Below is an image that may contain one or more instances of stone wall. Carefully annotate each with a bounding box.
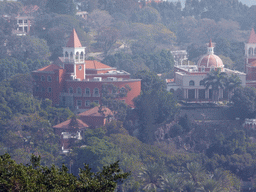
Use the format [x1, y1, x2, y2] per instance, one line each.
[179, 106, 229, 120]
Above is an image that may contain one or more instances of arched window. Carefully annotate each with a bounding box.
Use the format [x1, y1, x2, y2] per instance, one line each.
[249, 47, 253, 55]
[41, 76, 45, 82]
[65, 51, 68, 58]
[47, 76, 52, 82]
[93, 88, 99, 96]
[76, 52, 79, 62]
[85, 88, 90, 95]
[189, 80, 195, 86]
[200, 80, 204, 86]
[69, 87, 73, 94]
[201, 66, 205, 72]
[80, 52, 83, 61]
[77, 87, 82, 94]
[70, 52, 73, 59]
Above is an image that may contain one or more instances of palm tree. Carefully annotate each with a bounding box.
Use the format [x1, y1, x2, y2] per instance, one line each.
[202, 69, 227, 102]
[182, 162, 206, 187]
[159, 173, 184, 192]
[224, 74, 241, 101]
[138, 162, 165, 192]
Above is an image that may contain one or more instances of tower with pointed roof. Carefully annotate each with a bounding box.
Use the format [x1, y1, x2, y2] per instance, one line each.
[63, 29, 86, 80]
[245, 28, 256, 74]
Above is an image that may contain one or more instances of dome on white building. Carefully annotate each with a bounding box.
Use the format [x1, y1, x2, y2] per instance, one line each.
[197, 39, 224, 69]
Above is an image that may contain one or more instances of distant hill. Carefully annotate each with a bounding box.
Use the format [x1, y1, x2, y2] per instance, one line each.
[239, 0, 256, 6]
[167, 0, 256, 7]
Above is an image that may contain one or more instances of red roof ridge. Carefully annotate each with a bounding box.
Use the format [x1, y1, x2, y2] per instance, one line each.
[53, 119, 89, 129]
[85, 60, 112, 70]
[66, 29, 82, 48]
[37, 64, 61, 72]
[248, 28, 256, 44]
[79, 106, 113, 117]
[93, 60, 96, 69]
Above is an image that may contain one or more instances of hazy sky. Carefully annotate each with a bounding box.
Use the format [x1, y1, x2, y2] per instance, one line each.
[168, 0, 256, 7]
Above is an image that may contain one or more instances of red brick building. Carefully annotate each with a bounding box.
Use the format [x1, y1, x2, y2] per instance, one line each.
[32, 29, 141, 112]
[245, 28, 256, 88]
[53, 106, 113, 150]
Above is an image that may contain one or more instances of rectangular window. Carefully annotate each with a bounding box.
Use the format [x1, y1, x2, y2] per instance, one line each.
[24, 20, 27, 23]
[77, 100, 82, 106]
[24, 26, 28, 32]
[18, 27, 23, 31]
[47, 76, 52, 82]
[18, 20, 23, 24]
[94, 100, 99, 105]
[199, 89, 205, 99]
[48, 87, 52, 93]
[34, 75, 39, 81]
[85, 100, 90, 106]
[36, 86, 39, 92]
[41, 87, 45, 92]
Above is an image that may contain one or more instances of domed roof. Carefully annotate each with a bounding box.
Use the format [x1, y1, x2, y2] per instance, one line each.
[197, 39, 224, 68]
[197, 54, 224, 68]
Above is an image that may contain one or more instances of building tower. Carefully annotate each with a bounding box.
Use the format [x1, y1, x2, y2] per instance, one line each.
[245, 28, 256, 80]
[63, 29, 86, 80]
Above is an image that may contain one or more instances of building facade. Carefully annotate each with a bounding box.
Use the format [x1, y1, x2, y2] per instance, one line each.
[32, 29, 141, 112]
[245, 28, 256, 88]
[167, 40, 246, 102]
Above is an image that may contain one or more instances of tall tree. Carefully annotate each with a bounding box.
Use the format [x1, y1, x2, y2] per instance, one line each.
[202, 68, 227, 102]
[134, 71, 178, 143]
[46, 0, 76, 15]
[224, 74, 242, 101]
[230, 87, 256, 120]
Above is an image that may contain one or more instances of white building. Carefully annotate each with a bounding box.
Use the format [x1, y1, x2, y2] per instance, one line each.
[167, 40, 246, 102]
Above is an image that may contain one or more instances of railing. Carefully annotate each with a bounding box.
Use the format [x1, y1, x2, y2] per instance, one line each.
[83, 93, 91, 97]
[73, 93, 82, 97]
[92, 93, 100, 97]
[60, 93, 73, 96]
[64, 59, 75, 63]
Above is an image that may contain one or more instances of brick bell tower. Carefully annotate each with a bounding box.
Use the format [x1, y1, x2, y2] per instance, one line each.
[63, 29, 86, 80]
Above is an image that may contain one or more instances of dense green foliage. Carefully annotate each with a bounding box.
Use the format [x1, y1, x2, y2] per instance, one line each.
[0, 75, 73, 166]
[1, 0, 256, 191]
[0, 153, 129, 192]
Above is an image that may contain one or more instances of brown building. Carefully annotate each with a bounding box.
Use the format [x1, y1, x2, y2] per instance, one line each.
[32, 29, 141, 112]
[53, 106, 113, 150]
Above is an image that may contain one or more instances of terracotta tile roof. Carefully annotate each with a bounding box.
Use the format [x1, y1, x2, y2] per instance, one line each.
[66, 29, 82, 48]
[166, 79, 174, 83]
[85, 60, 112, 69]
[249, 60, 256, 67]
[22, 5, 39, 15]
[53, 119, 89, 129]
[79, 106, 113, 117]
[36, 64, 61, 72]
[248, 28, 256, 44]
